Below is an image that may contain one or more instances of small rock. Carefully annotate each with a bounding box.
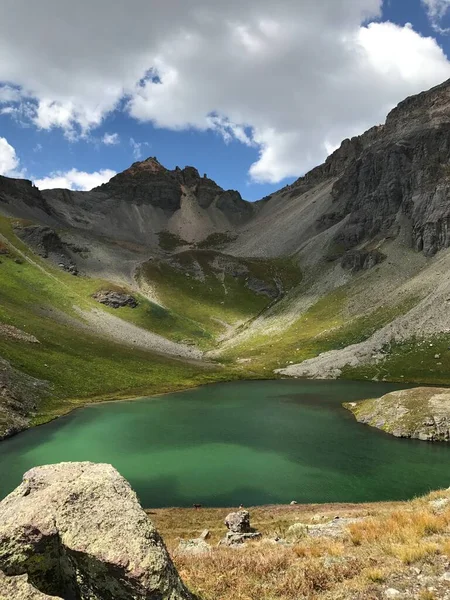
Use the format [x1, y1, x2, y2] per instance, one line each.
[176, 538, 211, 556]
[384, 589, 401, 599]
[225, 510, 251, 534]
[221, 510, 261, 546]
[440, 571, 450, 582]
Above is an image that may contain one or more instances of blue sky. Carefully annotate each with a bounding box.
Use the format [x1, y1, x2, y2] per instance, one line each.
[1, 0, 450, 200]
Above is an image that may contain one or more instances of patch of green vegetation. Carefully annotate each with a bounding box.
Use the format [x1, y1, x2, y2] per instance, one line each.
[195, 232, 237, 249]
[137, 250, 302, 338]
[0, 217, 214, 349]
[341, 335, 450, 385]
[73, 278, 214, 349]
[158, 230, 189, 251]
[221, 287, 419, 375]
[0, 219, 238, 424]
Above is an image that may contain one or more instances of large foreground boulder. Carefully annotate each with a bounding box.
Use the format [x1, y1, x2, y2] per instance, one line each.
[0, 462, 196, 600]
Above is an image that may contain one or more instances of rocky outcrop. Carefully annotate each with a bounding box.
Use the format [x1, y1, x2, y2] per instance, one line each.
[0, 177, 56, 224]
[0, 462, 197, 599]
[94, 157, 255, 226]
[14, 225, 78, 274]
[0, 357, 49, 440]
[340, 249, 385, 272]
[344, 387, 450, 441]
[92, 290, 138, 309]
[220, 510, 261, 546]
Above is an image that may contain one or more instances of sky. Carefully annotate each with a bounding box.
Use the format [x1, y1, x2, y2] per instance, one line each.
[1, 0, 450, 200]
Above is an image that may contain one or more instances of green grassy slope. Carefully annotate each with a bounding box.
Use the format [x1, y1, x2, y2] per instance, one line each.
[0, 218, 235, 425]
[341, 335, 450, 384]
[219, 285, 421, 377]
[137, 250, 301, 340]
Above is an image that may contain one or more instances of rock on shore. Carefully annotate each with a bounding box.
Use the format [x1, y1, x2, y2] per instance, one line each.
[0, 462, 196, 599]
[344, 387, 450, 441]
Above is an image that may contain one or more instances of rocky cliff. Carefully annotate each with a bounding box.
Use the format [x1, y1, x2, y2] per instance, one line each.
[0, 462, 196, 600]
[231, 78, 450, 261]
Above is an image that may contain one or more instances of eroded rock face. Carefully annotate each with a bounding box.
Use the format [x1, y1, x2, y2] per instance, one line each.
[14, 225, 79, 275]
[0, 462, 197, 600]
[340, 249, 385, 272]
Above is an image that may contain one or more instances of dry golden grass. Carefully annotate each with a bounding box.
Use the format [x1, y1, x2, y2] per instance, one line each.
[176, 543, 364, 600]
[148, 493, 450, 599]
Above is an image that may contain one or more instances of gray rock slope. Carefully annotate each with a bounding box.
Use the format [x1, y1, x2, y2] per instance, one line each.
[230, 78, 450, 262]
[0, 159, 258, 248]
[0, 462, 196, 600]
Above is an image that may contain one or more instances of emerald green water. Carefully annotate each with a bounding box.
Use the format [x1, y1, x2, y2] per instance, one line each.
[1, 380, 449, 507]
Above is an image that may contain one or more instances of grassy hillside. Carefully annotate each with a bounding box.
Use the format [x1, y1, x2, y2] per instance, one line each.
[137, 250, 301, 340]
[0, 218, 234, 427]
[219, 285, 420, 376]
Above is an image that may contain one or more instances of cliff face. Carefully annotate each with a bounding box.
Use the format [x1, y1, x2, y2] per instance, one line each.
[232, 78, 450, 261]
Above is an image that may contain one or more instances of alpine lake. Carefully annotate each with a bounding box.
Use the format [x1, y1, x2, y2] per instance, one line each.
[1, 380, 449, 507]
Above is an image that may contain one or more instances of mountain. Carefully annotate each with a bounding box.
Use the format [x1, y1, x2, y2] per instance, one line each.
[2, 79, 450, 436]
[0, 158, 257, 247]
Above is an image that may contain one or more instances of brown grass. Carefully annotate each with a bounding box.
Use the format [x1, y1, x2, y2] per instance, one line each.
[148, 493, 450, 599]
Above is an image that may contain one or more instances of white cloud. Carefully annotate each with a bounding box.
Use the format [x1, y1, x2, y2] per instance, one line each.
[422, 0, 450, 33]
[34, 168, 116, 191]
[130, 138, 150, 160]
[0, 137, 20, 176]
[102, 132, 120, 145]
[1, 1, 450, 182]
[0, 85, 20, 104]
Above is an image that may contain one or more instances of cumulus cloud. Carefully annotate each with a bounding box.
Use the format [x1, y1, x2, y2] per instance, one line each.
[34, 169, 116, 191]
[0, 138, 20, 176]
[102, 132, 120, 145]
[422, 0, 450, 32]
[1, 1, 450, 182]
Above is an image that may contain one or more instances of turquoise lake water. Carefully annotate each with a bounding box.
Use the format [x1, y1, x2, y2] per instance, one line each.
[0, 379, 449, 507]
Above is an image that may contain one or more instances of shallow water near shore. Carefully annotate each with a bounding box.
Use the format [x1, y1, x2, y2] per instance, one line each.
[0, 379, 449, 507]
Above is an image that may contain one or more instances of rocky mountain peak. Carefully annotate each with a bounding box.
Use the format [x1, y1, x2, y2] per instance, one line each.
[124, 156, 167, 176]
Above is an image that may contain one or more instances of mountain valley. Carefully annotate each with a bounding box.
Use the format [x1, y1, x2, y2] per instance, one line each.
[2, 79, 450, 437]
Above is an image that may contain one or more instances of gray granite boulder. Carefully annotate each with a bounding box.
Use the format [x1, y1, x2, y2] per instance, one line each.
[0, 462, 196, 600]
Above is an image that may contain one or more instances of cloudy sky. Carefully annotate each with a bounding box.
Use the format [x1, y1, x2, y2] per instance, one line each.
[1, 0, 450, 200]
